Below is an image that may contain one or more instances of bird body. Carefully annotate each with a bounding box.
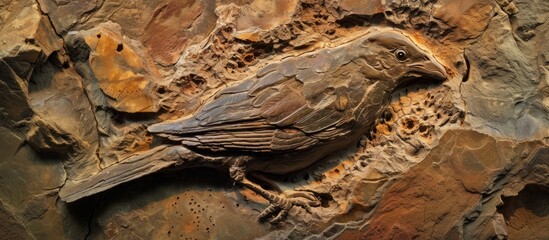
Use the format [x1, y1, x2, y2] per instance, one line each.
[149, 29, 446, 175]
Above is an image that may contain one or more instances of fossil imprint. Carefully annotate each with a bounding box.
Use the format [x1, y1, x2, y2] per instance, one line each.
[60, 29, 447, 222]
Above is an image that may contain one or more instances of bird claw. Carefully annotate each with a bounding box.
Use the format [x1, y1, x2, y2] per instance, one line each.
[257, 191, 320, 223]
[229, 165, 245, 182]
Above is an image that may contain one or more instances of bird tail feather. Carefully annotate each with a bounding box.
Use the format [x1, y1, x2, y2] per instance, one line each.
[59, 145, 190, 202]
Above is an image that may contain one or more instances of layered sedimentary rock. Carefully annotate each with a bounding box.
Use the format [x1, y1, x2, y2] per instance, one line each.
[0, 0, 547, 239]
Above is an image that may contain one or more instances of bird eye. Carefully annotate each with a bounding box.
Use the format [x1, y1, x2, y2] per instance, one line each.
[395, 49, 408, 61]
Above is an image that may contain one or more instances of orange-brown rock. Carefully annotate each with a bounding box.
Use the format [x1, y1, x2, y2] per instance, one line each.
[337, 130, 540, 239]
[235, 0, 298, 31]
[141, 0, 207, 66]
[80, 25, 160, 113]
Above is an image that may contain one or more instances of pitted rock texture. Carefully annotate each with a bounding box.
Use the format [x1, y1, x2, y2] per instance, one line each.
[0, 0, 548, 239]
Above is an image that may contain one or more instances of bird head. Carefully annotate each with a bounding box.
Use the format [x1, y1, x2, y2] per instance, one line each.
[358, 30, 447, 85]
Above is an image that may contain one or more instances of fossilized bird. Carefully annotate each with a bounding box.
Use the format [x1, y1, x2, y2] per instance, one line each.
[60, 29, 447, 222]
[148, 29, 448, 221]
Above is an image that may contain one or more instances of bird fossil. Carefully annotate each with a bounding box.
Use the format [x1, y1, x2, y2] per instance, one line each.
[59, 29, 447, 223]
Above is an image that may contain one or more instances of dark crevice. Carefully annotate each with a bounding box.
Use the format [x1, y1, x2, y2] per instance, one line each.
[498, 184, 549, 219]
[67, 38, 91, 63]
[33, 0, 64, 37]
[335, 14, 370, 28]
[462, 55, 471, 83]
[65, 35, 106, 170]
[84, 196, 102, 240]
[78, 84, 105, 170]
[315, 192, 334, 208]
[335, 13, 388, 28]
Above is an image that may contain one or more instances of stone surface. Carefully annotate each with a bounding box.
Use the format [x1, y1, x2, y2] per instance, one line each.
[0, 0, 548, 239]
[140, 0, 209, 66]
[69, 23, 161, 114]
[336, 130, 539, 239]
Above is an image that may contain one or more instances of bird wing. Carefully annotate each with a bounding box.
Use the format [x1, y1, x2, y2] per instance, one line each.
[150, 48, 366, 152]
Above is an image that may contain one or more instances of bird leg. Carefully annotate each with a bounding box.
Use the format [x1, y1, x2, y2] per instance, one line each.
[229, 160, 320, 223]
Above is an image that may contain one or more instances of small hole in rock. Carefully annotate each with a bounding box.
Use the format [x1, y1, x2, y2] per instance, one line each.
[317, 193, 334, 208]
[156, 87, 166, 94]
[97, 34, 101, 38]
[405, 119, 415, 129]
[116, 43, 124, 52]
[384, 111, 392, 122]
[25, 38, 35, 44]
[243, 54, 254, 63]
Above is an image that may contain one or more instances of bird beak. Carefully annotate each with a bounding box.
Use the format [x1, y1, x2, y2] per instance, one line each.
[407, 57, 447, 82]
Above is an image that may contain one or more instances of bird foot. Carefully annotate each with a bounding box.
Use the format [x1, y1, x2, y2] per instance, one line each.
[229, 160, 321, 223]
[258, 191, 320, 223]
[229, 165, 245, 182]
